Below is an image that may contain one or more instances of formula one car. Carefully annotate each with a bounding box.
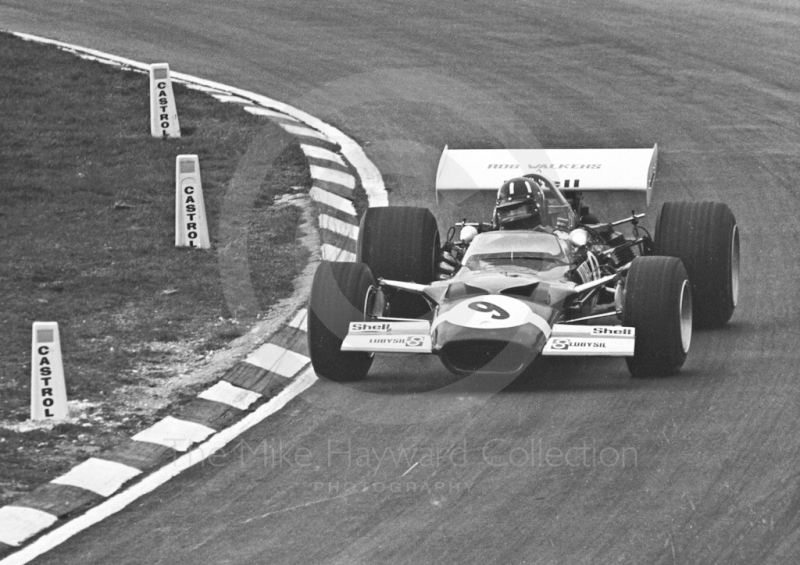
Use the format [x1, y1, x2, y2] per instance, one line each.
[308, 146, 739, 380]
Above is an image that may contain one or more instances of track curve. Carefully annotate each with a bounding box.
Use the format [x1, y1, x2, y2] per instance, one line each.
[2, 0, 800, 563]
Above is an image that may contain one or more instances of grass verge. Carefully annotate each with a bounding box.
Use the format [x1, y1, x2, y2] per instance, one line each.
[0, 32, 311, 504]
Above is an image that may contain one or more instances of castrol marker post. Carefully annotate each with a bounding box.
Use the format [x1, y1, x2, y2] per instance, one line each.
[175, 155, 210, 248]
[31, 322, 68, 420]
[150, 63, 181, 138]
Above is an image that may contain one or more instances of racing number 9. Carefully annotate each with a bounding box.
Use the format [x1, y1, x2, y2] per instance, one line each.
[468, 301, 511, 320]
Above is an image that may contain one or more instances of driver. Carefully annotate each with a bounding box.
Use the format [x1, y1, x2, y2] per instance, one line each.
[493, 177, 550, 231]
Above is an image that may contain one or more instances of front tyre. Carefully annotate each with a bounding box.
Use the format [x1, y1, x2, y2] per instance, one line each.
[307, 261, 374, 382]
[357, 206, 440, 318]
[654, 201, 739, 327]
[623, 256, 692, 377]
[357, 206, 440, 282]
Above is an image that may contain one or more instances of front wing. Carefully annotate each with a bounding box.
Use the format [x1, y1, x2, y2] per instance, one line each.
[341, 321, 432, 353]
[542, 324, 635, 356]
[341, 321, 635, 357]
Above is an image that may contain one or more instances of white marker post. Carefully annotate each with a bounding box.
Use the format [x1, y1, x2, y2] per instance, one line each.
[175, 155, 210, 248]
[31, 322, 68, 421]
[149, 63, 181, 138]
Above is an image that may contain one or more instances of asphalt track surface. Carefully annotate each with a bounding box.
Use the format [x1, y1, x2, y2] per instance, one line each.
[2, 1, 799, 563]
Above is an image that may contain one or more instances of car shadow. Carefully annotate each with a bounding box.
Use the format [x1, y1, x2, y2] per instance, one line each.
[328, 351, 700, 397]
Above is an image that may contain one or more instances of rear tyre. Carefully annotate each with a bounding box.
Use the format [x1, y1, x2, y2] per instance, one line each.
[357, 206, 440, 318]
[307, 261, 374, 382]
[623, 256, 692, 377]
[654, 201, 739, 327]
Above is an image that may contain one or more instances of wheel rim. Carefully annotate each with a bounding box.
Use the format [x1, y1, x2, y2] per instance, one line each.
[730, 224, 740, 307]
[680, 279, 692, 353]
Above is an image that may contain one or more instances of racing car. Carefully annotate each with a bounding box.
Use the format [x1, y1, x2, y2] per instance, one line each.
[307, 146, 739, 379]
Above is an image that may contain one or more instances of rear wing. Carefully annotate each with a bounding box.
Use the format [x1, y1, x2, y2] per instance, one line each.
[435, 145, 658, 205]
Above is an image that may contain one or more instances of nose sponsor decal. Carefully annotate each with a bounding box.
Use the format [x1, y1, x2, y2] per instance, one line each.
[433, 295, 551, 336]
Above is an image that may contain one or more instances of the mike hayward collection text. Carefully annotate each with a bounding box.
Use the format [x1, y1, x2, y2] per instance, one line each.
[181, 438, 638, 471]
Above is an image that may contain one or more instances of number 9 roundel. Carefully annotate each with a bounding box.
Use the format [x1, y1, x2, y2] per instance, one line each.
[435, 295, 547, 331]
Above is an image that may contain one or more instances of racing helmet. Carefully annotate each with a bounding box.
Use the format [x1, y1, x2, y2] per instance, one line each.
[494, 177, 547, 230]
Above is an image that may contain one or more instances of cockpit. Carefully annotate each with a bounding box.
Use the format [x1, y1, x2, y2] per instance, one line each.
[458, 231, 571, 278]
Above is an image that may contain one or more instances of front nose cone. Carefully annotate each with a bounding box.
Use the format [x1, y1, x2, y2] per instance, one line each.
[436, 322, 547, 376]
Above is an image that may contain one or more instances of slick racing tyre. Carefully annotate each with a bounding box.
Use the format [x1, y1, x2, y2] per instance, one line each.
[307, 261, 374, 382]
[623, 256, 692, 377]
[357, 206, 440, 318]
[654, 201, 739, 327]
